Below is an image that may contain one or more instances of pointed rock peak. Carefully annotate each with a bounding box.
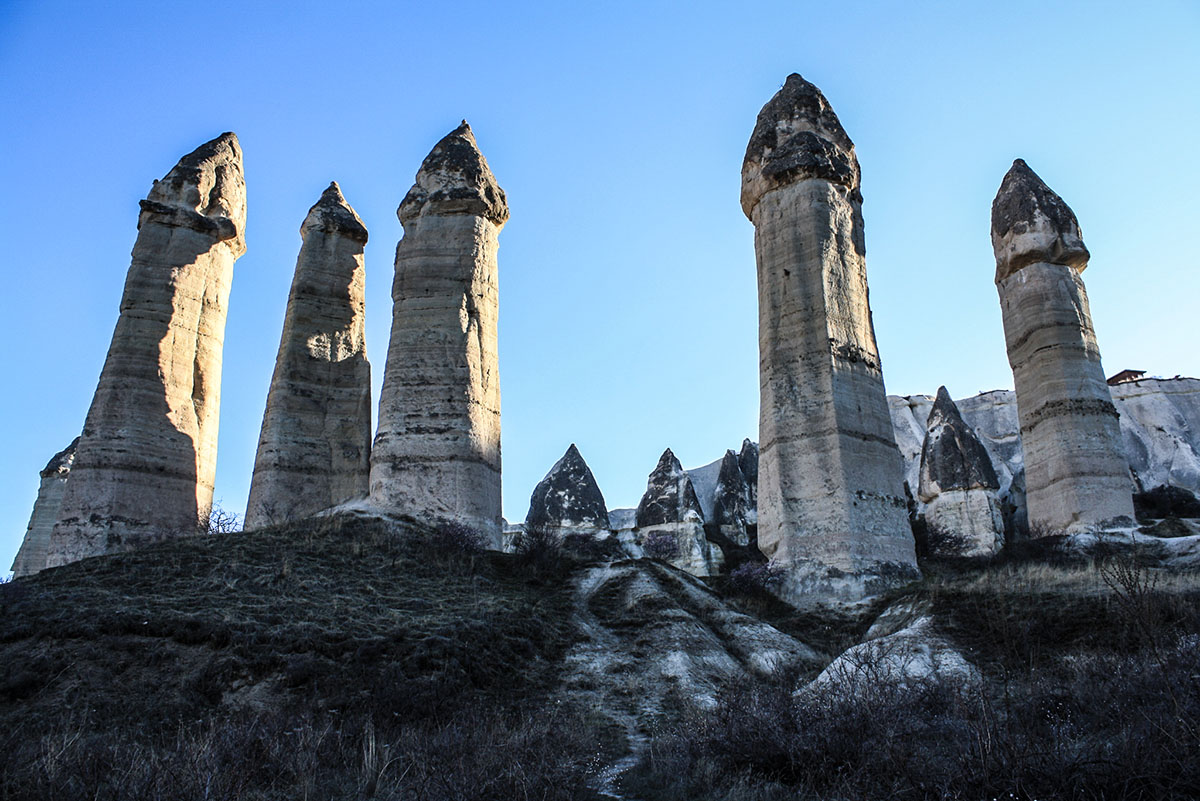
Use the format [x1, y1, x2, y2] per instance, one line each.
[654, 448, 683, 475]
[919, 386, 999, 497]
[991, 158, 1089, 280]
[637, 449, 704, 527]
[524, 443, 609, 532]
[398, 122, 509, 225]
[927, 386, 967, 429]
[142, 131, 246, 246]
[741, 73, 860, 218]
[719, 449, 743, 478]
[737, 439, 759, 485]
[302, 180, 368, 242]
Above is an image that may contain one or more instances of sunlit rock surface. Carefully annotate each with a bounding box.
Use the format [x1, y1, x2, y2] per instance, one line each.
[46, 133, 246, 567]
[245, 183, 371, 528]
[11, 438, 79, 577]
[742, 73, 916, 604]
[370, 123, 508, 547]
[992, 159, 1134, 534]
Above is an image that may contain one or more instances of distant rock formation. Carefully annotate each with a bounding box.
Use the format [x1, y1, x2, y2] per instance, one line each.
[917, 388, 1004, 556]
[991, 159, 1134, 533]
[711, 450, 753, 546]
[11, 438, 79, 577]
[46, 133, 246, 568]
[741, 73, 916, 604]
[525, 444, 610, 538]
[636, 449, 718, 575]
[245, 183, 372, 528]
[737, 438, 759, 515]
[370, 122, 508, 547]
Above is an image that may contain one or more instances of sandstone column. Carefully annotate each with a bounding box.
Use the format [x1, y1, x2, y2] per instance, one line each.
[741, 74, 917, 603]
[11, 438, 79, 577]
[46, 133, 246, 567]
[991, 159, 1134, 533]
[245, 183, 372, 528]
[369, 122, 508, 546]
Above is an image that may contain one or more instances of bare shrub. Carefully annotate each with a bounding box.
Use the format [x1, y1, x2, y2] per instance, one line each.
[726, 560, 785, 595]
[642, 530, 679, 561]
[205, 503, 243, 535]
[435, 520, 487, 554]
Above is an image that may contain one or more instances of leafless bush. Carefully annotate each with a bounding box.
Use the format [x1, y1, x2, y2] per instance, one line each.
[642, 530, 679, 561]
[726, 560, 785, 595]
[205, 503, 243, 535]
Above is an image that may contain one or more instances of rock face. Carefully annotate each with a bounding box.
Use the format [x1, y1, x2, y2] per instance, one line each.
[46, 133, 246, 567]
[992, 159, 1134, 533]
[635, 449, 718, 575]
[369, 123, 508, 547]
[11, 438, 80, 577]
[917, 388, 1004, 556]
[741, 74, 917, 604]
[524, 444, 610, 538]
[711, 449, 754, 546]
[244, 183, 372, 529]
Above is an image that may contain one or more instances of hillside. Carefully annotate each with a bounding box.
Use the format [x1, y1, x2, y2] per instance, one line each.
[2, 514, 1199, 800]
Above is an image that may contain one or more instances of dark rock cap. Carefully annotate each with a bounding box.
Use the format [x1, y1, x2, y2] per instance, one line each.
[918, 387, 1000, 501]
[712, 449, 751, 528]
[524, 444, 609, 532]
[991, 159, 1089, 281]
[636, 448, 705, 527]
[40, 436, 80, 479]
[741, 74, 860, 218]
[302, 182, 368, 243]
[398, 121, 509, 225]
[140, 131, 246, 248]
[737, 439, 759, 491]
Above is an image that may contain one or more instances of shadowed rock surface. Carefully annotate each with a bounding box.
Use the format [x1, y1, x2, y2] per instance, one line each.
[712, 449, 753, 546]
[918, 388, 1003, 556]
[46, 133, 246, 567]
[525, 444, 610, 537]
[742, 74, 916, 604]
[992, 159, 1133, 534]
[370, 123, 508, 546]
[636, 449, 717, 575]
[245, 183, 371, 529]
[11, 438, 79, 577]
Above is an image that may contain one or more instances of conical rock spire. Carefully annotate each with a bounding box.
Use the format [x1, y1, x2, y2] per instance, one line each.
[302, 181, 368, 241]
[636, 449, 704, 527]
[141, 131, 246, 250]
[398, 121, 509, 224]
[525, 444, 610, 535]
[741, 73, 860, 217]
[991, 159, 1089, 280]
[919, 387, 1000, 501]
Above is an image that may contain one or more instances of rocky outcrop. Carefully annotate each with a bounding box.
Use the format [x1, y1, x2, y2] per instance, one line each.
[370, 123, 508, 547]
[46, 133, 246, 567]
[636, 449, 718, 575]
[244, 183, 372, 529]
[525, 444, 610, 538]
[738, 438, 759, 513]
[711, 449, 753, 546]
[11, 438, 79, 577]
[741, 74, 917, 604]
[992, 159, 1134, 533]
[917, 388, 1004, 556]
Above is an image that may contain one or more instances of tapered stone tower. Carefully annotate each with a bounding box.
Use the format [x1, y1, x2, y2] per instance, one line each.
[46, 133, 246, 567]
[370, 122, 508, 546]
[991, 159, 1134, 533]
[741, 74, 917, 604]
[11, 438, 79, 577]
[245, 183, 372, 529]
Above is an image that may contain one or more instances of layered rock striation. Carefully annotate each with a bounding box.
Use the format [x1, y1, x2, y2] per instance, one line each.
[992, 160, 1134, 533]
[370, 123, 508, 546]
[636, 449, 717, 575]
[741, 74, 917, 603]
[917, 388, 1004, 556]
[525, 444, 610, 538]
[11, 438, 79, 577]
[245, 183, 372, 528]
[46, 133, 247, 567]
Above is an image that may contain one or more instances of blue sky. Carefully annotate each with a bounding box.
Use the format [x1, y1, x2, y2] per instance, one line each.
[2, 1, 1198, 568]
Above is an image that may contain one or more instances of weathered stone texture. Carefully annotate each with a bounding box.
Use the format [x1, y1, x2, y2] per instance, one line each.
[918, 387, 1003, 556]
[712, 449, 753, 546]
[525, 444, 610, 537]
[992, 160, 1134, 533]
[636, 449, 718, 575]
[46, 133, 246, 567]
[245, 183, 371, 529]
[11, 438, 79, 577]
[742, 74, 917, 603]
[370, 123, 507, 546]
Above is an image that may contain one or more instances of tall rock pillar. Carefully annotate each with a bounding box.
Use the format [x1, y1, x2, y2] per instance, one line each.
[370, 123, 508, 546]
[991, 159, 1134, 533]
[245, 183, 372, 528]
[741, 74, 917, 604]
[46, 133, 246, 567]
[11, 438, 79, 577]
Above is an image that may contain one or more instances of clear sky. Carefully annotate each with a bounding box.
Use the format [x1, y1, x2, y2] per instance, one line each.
[2, 0, 1198, 569]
